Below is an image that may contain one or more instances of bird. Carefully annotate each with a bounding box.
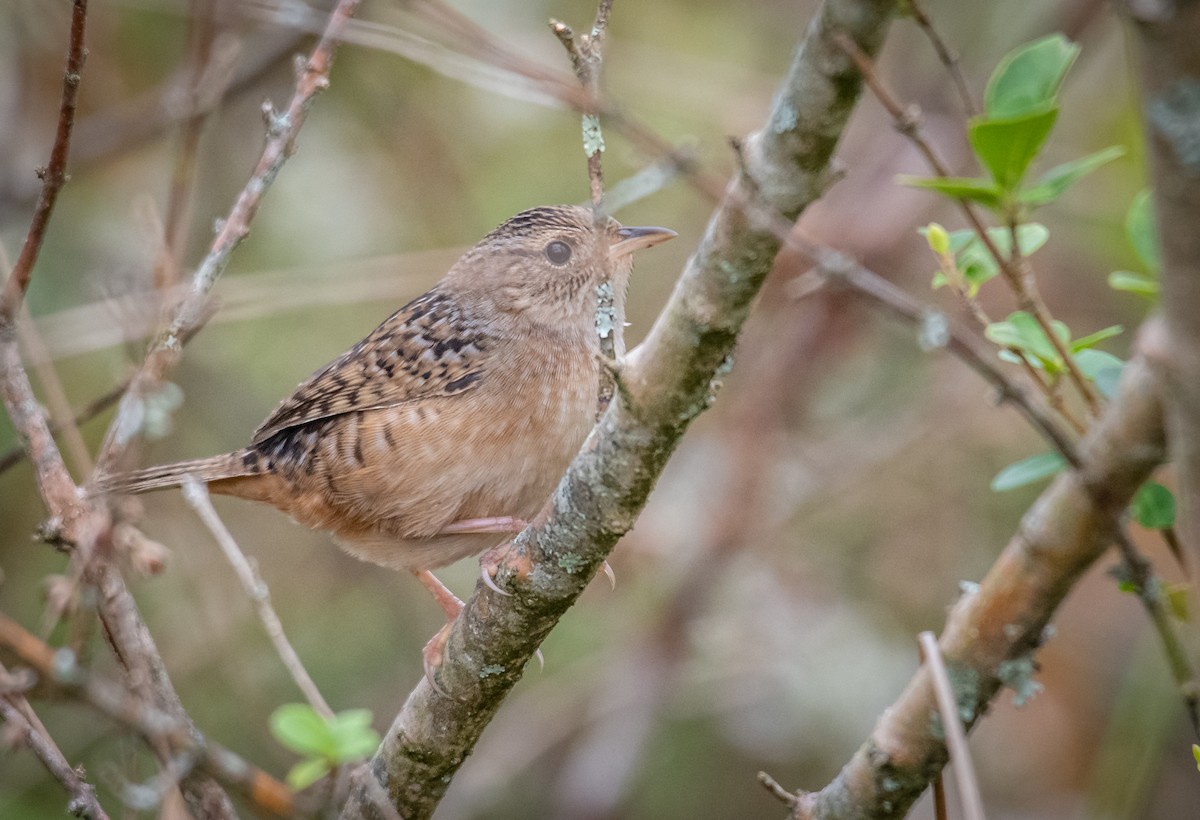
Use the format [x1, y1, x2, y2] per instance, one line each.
[94, 204, 675, 682]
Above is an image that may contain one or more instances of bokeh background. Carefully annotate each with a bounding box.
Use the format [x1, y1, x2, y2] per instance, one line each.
[1, 0, 1195, 817]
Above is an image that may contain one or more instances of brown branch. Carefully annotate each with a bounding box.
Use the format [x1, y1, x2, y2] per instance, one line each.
[917, 633, 985, 820]
[792, 348, 1166, 818]
[799, 245, 1199, 741]
[181, 479, 335, 720]
[551, 1, 619, 413]
[338, 2, 899, 817]
[0, 0, 88, 324]
[1127, 2, 1200, 573]
[0, 662, 109, 820]
[92, 0, 364, 477]
[0, 612, 295, 818]
[835, 32, 1101, 417]
[904, 0, 977, 116]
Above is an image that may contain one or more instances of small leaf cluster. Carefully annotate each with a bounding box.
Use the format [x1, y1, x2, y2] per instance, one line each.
[1108, 190, 1160, 297]
[902, 34, 1123, 220]
[905, 36, 1179, 540]
[270, 704, 381, 790]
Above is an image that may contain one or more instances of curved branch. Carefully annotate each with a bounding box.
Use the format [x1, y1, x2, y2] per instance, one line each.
[792, 347, 1166, 818]
[1128, 2, 1200, 572]
[339, 1, 899, 817]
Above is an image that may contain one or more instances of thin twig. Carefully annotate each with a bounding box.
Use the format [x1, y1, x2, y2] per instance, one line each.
[0, 304, 213, 478]
[1110, 527, 1200, 738]
[0, 663, 109, 820]
[918, 632, 986, 820]
[92, 0, 363, 477]
[181, 479, 335, 720]
[791, 246, 1081, 467]
[758, 770, 800, 809]
[0, 0, 88, 323]
[835, 33, 1100, 418]
[0, 612, 295, 818]
[905, 0, 977, 116]
[551, 1, 618, 414]
[16, 302, 93, 478]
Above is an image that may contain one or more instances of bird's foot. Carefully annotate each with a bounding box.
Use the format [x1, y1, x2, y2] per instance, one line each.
[412, 570, 463, 697]
[422, 621, 454, 698]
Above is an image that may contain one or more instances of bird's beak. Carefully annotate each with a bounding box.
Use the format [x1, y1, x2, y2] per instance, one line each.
[610, 225, 677, 258]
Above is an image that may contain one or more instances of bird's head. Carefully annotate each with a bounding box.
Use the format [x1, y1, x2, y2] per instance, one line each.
[446, 204, 675, 332]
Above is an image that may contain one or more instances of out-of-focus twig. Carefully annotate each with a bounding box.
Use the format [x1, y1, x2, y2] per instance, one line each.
[92, 0, 364, 478]
[904, 0, 976, 115]
[182, 479, 335, 720]
[918, 632, 986, 820]
[0, 0, 88, 323]
[0, 661, 109, 820]
[0, 612, 295, 818]
[835, 32, 1100, 417]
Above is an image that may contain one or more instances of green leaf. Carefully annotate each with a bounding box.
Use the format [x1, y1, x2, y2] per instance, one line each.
[1070, 325, 1123, 352]
[1167, 583, 1190, 621]
[1132, 482, 1176, 529]
[969, 106, 1060, 192]
[899, 176, 1004, 209]
[948, 224, 1049, 296]
[328, 710, 380, 762]
[1108, 270, 1159, 296]
[270, 704, 334, 758]
[985, 34, 1080, 119]
[1126, 189, 1160, 272]
[286, 757, 333, 791]
[1093, 364, 1123, 399]
[987, 310, 1069, 370]
[1020, 146, 1126, 206]
[1075, 348, 1123, 381]
[1192, 744, 1200, 772]
[991, 451, 1067, 492]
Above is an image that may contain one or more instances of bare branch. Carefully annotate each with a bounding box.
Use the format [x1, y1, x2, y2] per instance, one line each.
[0, 613, 295, 818]
[338, 2, 899, 817]
[917, 633, 985, 820]
[181, 479, 335, 720]
[0, 0, 88, 323]
[1127, 1, 1200, 573]
[0, 662, 109, 820]
[792, 348, 1166, 818]
[92, 0, 364, 477]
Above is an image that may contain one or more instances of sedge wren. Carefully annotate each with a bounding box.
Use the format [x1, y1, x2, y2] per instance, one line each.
[97, 205, 674, 677]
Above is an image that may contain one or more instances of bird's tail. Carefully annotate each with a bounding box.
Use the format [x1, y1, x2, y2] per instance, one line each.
[92, 451, 254, 496]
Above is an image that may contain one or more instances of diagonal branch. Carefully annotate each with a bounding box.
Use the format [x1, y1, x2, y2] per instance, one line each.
[338, 2, 899, 818]
[0, 0, 88, 324]
[1127, 2, 1200, 573]
[789, 345, 1166, 818]
[92, 0, 363, 477]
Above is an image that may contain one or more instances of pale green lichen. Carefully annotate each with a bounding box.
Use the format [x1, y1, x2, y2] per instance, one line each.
[997, 656, 1044, 707]
[595, 281, 615, 339]
[557, 553, 588, 574]
[945, 664, 981, 724]
[479, 664, 506, 678]
[582, 114, 606, 156]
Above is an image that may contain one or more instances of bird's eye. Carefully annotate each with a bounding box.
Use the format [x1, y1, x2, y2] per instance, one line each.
[544, 240, 572, 265]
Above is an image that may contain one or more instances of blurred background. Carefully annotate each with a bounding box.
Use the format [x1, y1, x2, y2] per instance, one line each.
[1, 0, 1194, 817]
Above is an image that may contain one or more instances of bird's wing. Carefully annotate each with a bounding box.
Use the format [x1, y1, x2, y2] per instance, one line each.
[251, 288, 492, 445]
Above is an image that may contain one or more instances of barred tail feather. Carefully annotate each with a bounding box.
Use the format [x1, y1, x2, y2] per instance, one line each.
[93, 452, 254, 496]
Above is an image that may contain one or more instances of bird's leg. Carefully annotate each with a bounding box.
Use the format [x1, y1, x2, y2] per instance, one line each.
[412, 569, 463, 695]
[437, 516, 529, 535]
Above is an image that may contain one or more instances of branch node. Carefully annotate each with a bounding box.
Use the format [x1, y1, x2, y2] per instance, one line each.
[757, 770, 800, 808]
